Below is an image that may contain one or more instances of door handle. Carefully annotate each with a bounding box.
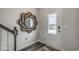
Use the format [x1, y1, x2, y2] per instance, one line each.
[58, 26, 61, 32]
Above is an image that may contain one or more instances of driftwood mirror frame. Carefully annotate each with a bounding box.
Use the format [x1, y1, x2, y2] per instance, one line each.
[18, 12, 38, 33]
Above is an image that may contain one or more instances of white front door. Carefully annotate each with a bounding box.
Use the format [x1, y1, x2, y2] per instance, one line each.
[44, 9, 63, 49]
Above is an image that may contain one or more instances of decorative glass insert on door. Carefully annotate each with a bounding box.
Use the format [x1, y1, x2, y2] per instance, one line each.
[48, 13, 57, 34]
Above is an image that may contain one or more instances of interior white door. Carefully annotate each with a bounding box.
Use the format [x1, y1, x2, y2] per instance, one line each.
[44, 9, 63, 49]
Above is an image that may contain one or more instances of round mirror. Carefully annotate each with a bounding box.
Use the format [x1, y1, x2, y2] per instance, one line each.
[25, 17, 33, 28]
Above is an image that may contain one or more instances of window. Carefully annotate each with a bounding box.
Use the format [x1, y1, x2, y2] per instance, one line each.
[48, 13, 57, 34]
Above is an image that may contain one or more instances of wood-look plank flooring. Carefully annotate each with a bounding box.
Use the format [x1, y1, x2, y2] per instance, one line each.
[18, 42, 61, 51]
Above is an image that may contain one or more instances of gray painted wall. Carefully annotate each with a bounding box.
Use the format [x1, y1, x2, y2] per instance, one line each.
[62, 8, 79, 50]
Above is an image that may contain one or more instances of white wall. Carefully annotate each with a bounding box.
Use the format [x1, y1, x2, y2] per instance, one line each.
[0, 8, 39, 50]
